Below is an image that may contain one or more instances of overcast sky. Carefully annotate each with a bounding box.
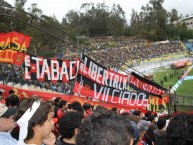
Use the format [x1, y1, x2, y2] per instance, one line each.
[4, 0, 193, 24]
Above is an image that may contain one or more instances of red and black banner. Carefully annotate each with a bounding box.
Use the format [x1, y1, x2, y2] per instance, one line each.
[129, 72, 167, 97]
[0, 84, 140, 110]
[73, 74, 148, 107]
[0, 31, 31, 52]
[79, 54, 129, 91]
[24, 55, 80, 83]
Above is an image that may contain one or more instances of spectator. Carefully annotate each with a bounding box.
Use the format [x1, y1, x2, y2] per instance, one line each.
[76, 109, 134, 145]
[83, 103, 92, 118]
[0, 90, 4, 101]
[68, 101, 84, 115]
[138, 120, 151, 145]
[15, 99, 56, 145]
[166, 113, 193, 145]
[154, 117, 167, 145]
[146, 115, 157, 144]
[5, 90, 15, 107]
[59, 100, 67, 112]
[5, 95, 19, 108]
[57, 112, 82, 145]
[0, 103, 17, 145]
[53, 97, 63, 119]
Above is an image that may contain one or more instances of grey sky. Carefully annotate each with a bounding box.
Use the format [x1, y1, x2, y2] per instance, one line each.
[4, 0, 193, 24]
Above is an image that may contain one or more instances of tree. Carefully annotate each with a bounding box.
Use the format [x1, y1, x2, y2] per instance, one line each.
[168, 9, 179, 24]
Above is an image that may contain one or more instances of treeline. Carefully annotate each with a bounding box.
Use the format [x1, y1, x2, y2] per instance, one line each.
[0, 0, 193, 56]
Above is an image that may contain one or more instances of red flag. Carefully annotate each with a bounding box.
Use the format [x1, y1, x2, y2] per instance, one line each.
[13, 52, 26, 66]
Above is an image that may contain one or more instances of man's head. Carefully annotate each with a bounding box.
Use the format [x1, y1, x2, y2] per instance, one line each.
[157, 117, 166, 130]
[0, 103, 17, 132]
[5, 95, 19, 107]
[167, 113, 193, 145]
[69, 101, 83, 113]
[76, 109, 134, 145]
[8, 90, 15, 95]
[58, 111, 82, 139]
[53, 97, 61, 105]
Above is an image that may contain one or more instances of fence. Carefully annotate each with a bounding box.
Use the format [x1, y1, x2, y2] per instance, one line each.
[173, 95, 193, 112]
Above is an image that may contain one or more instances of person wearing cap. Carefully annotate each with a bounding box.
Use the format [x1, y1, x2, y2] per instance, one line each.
[0, 103, 17, 145]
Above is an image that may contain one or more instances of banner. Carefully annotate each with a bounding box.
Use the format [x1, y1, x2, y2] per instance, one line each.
[148, 96, 169, 112]
[129, 72, 167, 97]
[79, 54, 129, 90]
[0, 84, 140, 110]
[73, 74, 148, 107]
[24, 55, 80, 83]
[0, 31, 31, 52]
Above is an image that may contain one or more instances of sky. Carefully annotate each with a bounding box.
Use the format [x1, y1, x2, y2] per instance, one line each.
[4, 0, 193, 24]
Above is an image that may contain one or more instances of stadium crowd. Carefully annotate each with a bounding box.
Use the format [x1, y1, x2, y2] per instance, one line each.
[0, 36, 191, 145]
[0, 37, 186, 94]
[0, 93, 193, 145]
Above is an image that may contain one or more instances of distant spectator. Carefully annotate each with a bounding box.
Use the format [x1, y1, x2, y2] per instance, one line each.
[132, 110, 141, 117]
[138, 120, 151, 145]
[69, 101, 83, 115]
[59, 100, 67, 112]
[111, 107, 118, 113]
[5, 90, 15, 106]
[146, 115, 157, 144]
[5, 95, 19, 107]
[53, 97, 63, 119]
[83, 103, 92, 118]
[154, 117, 167, 145]
[0, 90, 3, 101]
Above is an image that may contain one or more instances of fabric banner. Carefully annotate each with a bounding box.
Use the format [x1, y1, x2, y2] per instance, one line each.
[0, 84, 141, 110]
[0, 50, 25, 65]
[148, 96, 169, 112]
[24, 55, 80, 83]
[73, 74, 148, 107]
[79, 54, 129, 90]
[129, 72, 167, 97]
[0, 31, 31, 52]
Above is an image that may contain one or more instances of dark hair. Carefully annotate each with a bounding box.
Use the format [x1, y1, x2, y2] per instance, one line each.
[145, 111, 152, 118]
[12, 98, 39, 140]
[59, 100, 67, 108]
[25, 101, 52, 141]
[59, 112, 82, 139]
[132, 110, 141, 116]
[148, 115, 155, 122]
[70, 101, 83, 113]
[14, 98, 53, 141]
[111, 107, 117, 112]
[54, 97, 61, 105]
[83, 103, 91, 111]
[76, 109, 134, 145]
[167, 113, 193, 145]
[9, 90, 14, 95]
[157, 117, 166, 130]
[6, 95, 19, 107]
